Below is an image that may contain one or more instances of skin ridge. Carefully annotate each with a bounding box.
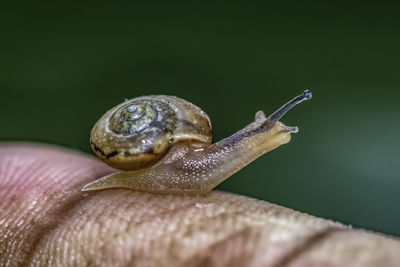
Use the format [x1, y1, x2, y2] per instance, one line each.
[22, 185, 99, 266]
[181, 227, 258, 267]
[271, 226, 348, 267]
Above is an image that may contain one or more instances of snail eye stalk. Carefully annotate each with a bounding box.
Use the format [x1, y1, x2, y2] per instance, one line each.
[268, 90, 312, 125]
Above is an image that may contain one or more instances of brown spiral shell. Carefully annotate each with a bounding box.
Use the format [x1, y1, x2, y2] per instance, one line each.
[90, 95, 212, 171]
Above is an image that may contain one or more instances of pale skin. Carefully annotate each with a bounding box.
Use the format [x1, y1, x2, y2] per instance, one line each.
[1, 143, 400, 267]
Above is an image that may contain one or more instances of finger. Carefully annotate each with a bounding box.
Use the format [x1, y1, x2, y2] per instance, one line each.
[0, 143, 112, 266]
[1, 143, 400, 267]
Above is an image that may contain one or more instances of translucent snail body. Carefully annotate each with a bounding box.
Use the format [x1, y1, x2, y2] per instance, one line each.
[82, 90, 312, 195]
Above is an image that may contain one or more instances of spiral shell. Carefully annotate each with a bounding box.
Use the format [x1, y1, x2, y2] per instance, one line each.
[90, 95, 212, 171]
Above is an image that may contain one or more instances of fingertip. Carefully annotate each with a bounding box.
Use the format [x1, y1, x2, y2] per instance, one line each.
[0, 142, 113, 266]
[0, 142, 112, 196]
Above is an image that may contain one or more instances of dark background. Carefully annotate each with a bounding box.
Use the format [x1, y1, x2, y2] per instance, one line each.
[1, 3, 399, 236]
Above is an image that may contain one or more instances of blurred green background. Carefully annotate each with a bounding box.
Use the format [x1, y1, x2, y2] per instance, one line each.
[1, 3, 399, 236]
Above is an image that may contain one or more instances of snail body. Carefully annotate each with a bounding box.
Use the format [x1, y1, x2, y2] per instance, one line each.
[82, 90, 312, 195]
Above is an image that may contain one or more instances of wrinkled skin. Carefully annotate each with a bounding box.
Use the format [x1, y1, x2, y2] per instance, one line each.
[1, 143, 400, 267]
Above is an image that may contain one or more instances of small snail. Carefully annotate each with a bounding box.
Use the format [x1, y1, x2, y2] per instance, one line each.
[82, 90, 312, 195]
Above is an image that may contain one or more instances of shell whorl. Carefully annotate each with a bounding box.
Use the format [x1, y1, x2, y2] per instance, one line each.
[90, 95, 212, 171]
[109, 100, 176, 135]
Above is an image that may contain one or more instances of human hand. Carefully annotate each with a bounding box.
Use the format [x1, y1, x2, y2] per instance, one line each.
[1, 143, 399, 266]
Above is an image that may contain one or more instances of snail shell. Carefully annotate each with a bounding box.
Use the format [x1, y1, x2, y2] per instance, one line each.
[83, 90, 312, 195]
[90, 95, 212, 171]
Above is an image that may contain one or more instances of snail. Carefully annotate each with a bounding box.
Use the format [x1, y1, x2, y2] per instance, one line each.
[82, 90, 312, 195]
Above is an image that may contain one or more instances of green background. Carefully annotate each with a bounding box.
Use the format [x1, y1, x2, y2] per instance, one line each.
[1, 3, 399, 236]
